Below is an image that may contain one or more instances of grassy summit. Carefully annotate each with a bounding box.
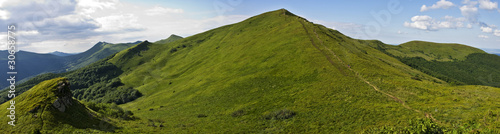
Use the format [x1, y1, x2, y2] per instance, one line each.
[371, 40, 486, 61]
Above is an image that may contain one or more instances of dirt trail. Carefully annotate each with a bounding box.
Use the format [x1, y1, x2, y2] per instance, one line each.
[299, 19, 347, 76]
[299, 19, 438, 122]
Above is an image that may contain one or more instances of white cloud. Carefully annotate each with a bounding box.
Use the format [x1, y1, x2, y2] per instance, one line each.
[146, 6, 184, 16]
[18, 30, 40, 36]
[495, 30, 500, 36]
[460, 5, 479, 22]
[397, 30, 408, 34]
[462, 0, 479, 5]
[421, 0, 455, 12]
[480, 26, 493, 33]
[76, 0, 118, 14]
[478, 0, 498, 10]
[94, 14, 145, 32]
[404, 15, 469, 30]
[467, 23, 473, 28]
[478, 35, 489, 38]
[0, 9, 10, 20]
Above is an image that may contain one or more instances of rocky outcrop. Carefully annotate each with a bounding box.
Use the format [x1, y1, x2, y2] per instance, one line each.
[52, 80, 73, 112]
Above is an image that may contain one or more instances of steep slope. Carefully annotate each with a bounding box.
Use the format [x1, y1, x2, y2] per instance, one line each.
[0, 78, 114, 133]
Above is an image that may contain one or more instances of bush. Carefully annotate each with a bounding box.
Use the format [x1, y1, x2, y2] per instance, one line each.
[197, 114, 207, 118]
[264, 109, 296, 120]
[84, 101, 136, 120]
[231, 110, 245, 117]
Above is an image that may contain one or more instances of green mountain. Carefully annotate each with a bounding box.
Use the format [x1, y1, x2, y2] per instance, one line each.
[64, 41, 143, 71]
[369, 41, 500, 87]
[2, 9, 500, 133]
[374, 41, 486, 61]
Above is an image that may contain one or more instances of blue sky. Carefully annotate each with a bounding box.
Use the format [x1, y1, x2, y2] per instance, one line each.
[0, 0, 499, 53]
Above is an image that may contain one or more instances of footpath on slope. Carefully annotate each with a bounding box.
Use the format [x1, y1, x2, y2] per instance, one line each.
[297, 18, 438, 122]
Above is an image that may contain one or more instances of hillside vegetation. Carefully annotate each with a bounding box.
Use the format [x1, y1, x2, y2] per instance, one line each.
[2, 9, 500, 133]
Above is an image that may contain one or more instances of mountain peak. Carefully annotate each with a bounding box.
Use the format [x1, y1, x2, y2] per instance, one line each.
[169, 34, 182, 38]
[154, 34, 184, 44]
[279, 8, 297, 16]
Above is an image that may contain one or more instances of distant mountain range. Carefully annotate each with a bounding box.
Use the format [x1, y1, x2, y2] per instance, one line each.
[1, 9, 500, 133]
[48, 51, 78, 57]
[0, 41, 142, 88]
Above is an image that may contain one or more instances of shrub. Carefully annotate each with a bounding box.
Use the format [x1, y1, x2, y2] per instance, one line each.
[231, 110, 246, 117]
[264, 109, 296, 120]
[197, 114, 208, 118]
[84, 102, 136, 120]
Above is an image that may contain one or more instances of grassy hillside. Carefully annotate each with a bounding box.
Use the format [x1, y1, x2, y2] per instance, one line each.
[106, 9, 500, 133]
[369, 40, 500, 87]
[372, 41, 486, 61]
[378, 41, 486, 61]
[0, 78, 115, 133]
[3, 9, 500, 133]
